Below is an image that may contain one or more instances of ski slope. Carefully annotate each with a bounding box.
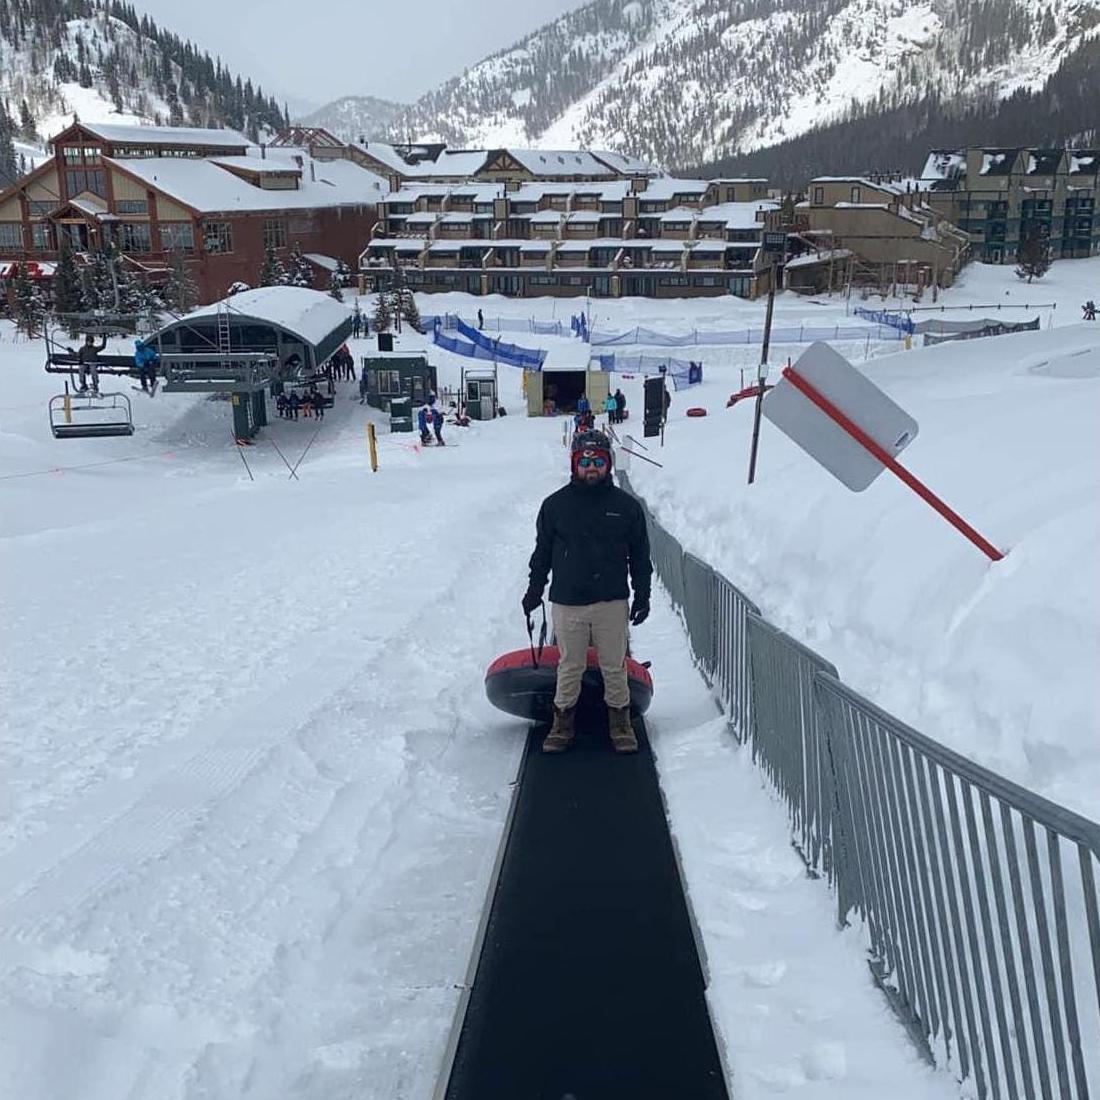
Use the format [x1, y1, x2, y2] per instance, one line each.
[1, 257, 1097, 1099]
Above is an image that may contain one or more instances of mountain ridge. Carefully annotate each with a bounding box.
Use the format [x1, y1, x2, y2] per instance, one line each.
[304, 0, 1100, 171]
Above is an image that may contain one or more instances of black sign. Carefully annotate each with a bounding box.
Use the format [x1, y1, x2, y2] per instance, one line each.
[643, 375, 665, 437]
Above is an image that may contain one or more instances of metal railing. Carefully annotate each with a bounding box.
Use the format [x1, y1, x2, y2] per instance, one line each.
[618, 471, 1100, 1100]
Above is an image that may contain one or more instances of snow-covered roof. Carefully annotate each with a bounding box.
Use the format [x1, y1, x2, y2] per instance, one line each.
[69, 122, 250, 149]
[590, 150, 659, 176]
[811, 176, 907, 196]
[381, 185, 453, 204]
[920, 151, 966, 182]
[688, 240, 727, 252]
[637, 177, 710, 202]
[1069, 152, 1100, 175]
[529, 209, 565, 223]
[784, 248, 852, 270]
[405, 212, 440, 224]
[519, 241, 553, 252]
[108, 156, 388, 214]
[209, 156, 300, 174]
[659, 206, 698, 223]
[566, 210, 602, 223]
[366, 238, 427, 252]
[444, 184, 505, 202]
[695, 200, 776, 229]
[505, 149, 615, 177]
[980, 151, 1017, 176]
[304, 253, 340, 271]
[648, 239, 688, 252]
[353, 142, 418, 174]
[180, 287, 351, 348]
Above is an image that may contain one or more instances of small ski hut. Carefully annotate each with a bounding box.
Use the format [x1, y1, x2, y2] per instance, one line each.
[361, 354, 438, 412]
[526, 349, 609, 417]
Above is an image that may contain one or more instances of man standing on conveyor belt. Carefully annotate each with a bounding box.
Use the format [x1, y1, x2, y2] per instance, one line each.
[523, 429, 652, 755]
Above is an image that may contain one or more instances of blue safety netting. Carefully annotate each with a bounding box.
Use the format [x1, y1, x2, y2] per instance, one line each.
[452, 318, 548, 367]
[590, 353, 703, 390]
[432, 327, 546, 369]
[424, 313, 566, 337]
[589, 323, 903, 346]
[570, 313, 589, 341]
[853, 306, 915, 334]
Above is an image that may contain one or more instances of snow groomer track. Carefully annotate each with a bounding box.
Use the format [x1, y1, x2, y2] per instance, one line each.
[439, 710, 730, 1100]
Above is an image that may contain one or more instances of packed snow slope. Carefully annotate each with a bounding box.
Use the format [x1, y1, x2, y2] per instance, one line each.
[1, 254, 1097, 1100]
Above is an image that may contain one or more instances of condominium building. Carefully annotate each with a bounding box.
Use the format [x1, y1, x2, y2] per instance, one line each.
[920, 148, 1100, 263]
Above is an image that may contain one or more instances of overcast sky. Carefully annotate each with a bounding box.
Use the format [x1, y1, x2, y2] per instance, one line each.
[131, 0, 591, 110]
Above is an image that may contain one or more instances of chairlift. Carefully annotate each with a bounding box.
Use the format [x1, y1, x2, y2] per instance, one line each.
[48, 386, 135, 439]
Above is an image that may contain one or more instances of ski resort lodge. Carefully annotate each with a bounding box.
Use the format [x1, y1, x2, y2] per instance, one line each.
[0, 122, 386, 304]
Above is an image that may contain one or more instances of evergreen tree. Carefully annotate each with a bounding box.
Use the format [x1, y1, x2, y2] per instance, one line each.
[1016, 222, 1052, 282]
[0, 107, 17, 191]
[397, 288, 422, 332]
[12, 263, 45, 336]
[328, 272, 344, 301]
[17, 98, 36, 142]
[287, 243, 313, 288]
[259, 245, 288, 287]
[53, 242, 86, 316]
[165, 251, 199, 314]
[372, 289, 393, 333]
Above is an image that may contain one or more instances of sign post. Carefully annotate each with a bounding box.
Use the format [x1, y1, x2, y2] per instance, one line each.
[367, 422, 378, 472]
[748, 235, 784, 484]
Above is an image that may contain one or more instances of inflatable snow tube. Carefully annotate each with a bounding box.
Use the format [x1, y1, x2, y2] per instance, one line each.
[686, 406, 707, 417]
[485, 646, 653, 721]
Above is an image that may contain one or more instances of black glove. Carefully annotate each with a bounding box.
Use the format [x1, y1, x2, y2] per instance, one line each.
[630, 596, 650, 626]
[522, 588, 543, 617]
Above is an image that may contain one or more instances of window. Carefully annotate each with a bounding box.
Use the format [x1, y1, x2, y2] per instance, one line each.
[378, 370, 401, 396]
[813, 186, 824, 205]
[27, 200, 54, 216]
[0, 222, 22, 248]
[120, 222, 151, 252]
[65, 168, 107, 197]
[62, 145, 102, 165]
[850, 186, 861, 204]
[203, 221, 233, 253]
[116, 199, 148, 215]
[263, 218, 286, 250]
[160, 223, 195, 251]
[31, 223, 54, 251]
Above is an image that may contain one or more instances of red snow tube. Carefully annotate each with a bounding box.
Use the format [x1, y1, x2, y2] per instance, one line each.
[686, 406, 707, 417]
[485, 646, 653, 721]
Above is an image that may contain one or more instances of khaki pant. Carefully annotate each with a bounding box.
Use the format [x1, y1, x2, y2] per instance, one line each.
[552, 600, 629, 710]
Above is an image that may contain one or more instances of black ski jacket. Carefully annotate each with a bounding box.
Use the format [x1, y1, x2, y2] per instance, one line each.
[528, 478, 652, 607]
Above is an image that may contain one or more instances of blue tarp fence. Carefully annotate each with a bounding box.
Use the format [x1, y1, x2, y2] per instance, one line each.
[570, 313, 589, 341]
[590, 353, 703, 390]
[852, 307, 915, 334]
[453, 318, 547, 367]
[432, 327, 545, 369]
[589, 323, 904, 346]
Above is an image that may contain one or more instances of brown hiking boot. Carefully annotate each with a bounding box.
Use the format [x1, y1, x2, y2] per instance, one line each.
[542, 705, 576, 753]
[607, 705, 638, 754]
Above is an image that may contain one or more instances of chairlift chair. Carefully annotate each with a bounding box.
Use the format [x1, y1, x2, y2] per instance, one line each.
[48, 388, 135, 439]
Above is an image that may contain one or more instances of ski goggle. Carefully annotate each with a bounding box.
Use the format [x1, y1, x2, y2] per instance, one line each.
[577, 455, 608, 469]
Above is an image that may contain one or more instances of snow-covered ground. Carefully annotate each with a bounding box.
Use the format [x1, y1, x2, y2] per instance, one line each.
[1, 256, 1097, 1099]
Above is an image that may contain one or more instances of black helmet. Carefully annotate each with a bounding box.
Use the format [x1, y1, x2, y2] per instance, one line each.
[571, 428, 612, 455]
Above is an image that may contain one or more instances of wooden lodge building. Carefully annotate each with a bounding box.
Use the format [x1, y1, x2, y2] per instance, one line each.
[0, 122, 386, 304]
